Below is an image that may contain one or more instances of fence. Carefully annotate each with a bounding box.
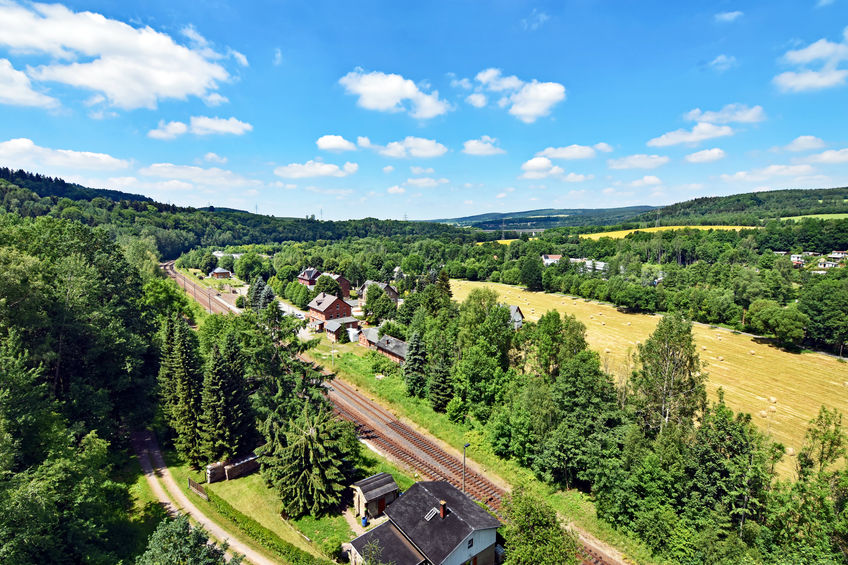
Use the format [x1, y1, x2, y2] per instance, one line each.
[188, 477, 209, 500]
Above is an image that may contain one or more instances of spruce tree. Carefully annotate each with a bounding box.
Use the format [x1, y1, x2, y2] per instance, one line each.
[276, 406, 347, 517]
[157, 315, 177, 420]
[403, 332, 427, 398]
[169, 317, 204, 467]
[200, 332, 254, 462]
[258, 284, 276, 311]
[247, 276, 266, 310]
[427, 356, 453, 412]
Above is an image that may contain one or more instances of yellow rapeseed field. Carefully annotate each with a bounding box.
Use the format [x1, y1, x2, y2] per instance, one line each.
[579, 225, 751, 240]
[451, 279, 848, 477]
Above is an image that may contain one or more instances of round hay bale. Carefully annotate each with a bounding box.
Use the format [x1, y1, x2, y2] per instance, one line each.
[769, 405, 777, 413]
[786, 447, 795, 457]
[769, 396, 777, 404]
[750, 350, 756, 355]
[702, 346, 707, 350]
[605, 348, 611, 353]
[626, 322, 631, 326]
[590, 315, 594, 319]
[601, 321, 606, 325]
[718, 356, 724, 361]
[758, 410, 767, 418]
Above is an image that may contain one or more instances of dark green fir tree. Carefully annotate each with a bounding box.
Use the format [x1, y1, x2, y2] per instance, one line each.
[403, 332, 427, 398]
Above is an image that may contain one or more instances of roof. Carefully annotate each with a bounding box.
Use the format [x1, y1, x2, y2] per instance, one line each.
[542, 254, 563, 260]
[353, 472, 399, 502]
[509, 305, 523, 321]
[361, 327, 380, 344]
[298, 267, 321, 280]
[307, 292, 342, 312]
[325, 272, 348, 282]
[350, 522, 425, 565]
[360, 280, 399, 296]
[324, 316, 359, 332]
[384, 481, 501, 564]
[376, 335, 408, 359]
[210, 267, 230, 274]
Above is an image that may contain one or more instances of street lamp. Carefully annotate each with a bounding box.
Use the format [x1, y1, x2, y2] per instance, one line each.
[462, 443, 471, 494]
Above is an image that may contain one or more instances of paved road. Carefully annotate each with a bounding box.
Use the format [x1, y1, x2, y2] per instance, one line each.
[131, 431, 278, 565]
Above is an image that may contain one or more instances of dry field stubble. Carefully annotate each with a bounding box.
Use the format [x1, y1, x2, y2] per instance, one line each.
[451, 279, 848, 477]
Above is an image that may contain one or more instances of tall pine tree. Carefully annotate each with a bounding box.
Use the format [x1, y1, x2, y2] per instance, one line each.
[157, 315, 177, 420]
[427, 355, 453, 412]
[258, 284, 276, 311]
[247, 276, 266, 310]
[200, 332, 255, 462]
[403, 332, 427, 398]
[169, 317, 204, 467]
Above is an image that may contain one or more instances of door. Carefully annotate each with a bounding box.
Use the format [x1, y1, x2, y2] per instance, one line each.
[472, 557, 477, 565]
[378, 497, 386, 514]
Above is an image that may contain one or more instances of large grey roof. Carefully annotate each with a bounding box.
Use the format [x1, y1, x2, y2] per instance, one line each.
[324, 316, 359, 332]
[359, 280, 399, 297]
[376, 335, 408, 359]
[361, 327, 380, 344]
[384, 481, 500, 564]
[350, 522, 424, 565]
[298, 267, 321, 280]
[353, 472, 399, 502]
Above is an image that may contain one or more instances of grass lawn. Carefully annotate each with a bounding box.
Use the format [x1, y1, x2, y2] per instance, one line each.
[451, 279, 848, 478]
[579, 225, 752, 239]
[780, 213, 848, 221]
[110, 451, 169, 560]
[306, 337, 661, 564]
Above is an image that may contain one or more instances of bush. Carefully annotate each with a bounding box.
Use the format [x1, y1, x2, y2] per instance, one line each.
[235, 295, 246, 308]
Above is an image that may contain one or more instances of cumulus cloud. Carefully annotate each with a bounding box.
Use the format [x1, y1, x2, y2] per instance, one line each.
[785, 135, 826, 151]
[608, 154, 670, 169]
[774, 29, 848, 92]
[630, 175, 662, 187]
[410, 166, 434, 174]
[377, 136, 448, 158]
[537, 144, 596, 159]
[203, 152, 227, 164]
[520, 157, 563, 179]
[387, 185, 405, 194]
[148, 116, 252, 139]
[685, 148, 726, 163]
[806, 148, 848, 163]
[338, 69, 450, 119]
[0, 137, 129, 171]
[470, 68, 566, 123]
[139, 163, 261, 187]
[0, 2, 235, 110]
[709, 54, 737, 72]
[316, 135, 356, 152]
[463, 136, 505, 156]
[382, 165, 394, 173]
[647, 122, 733, 147]
[406, 177, 449, 188]
[721, 164, 815, 182]
[685, 103, 766, 123]
[0, 59, 58, 108]
[273, 160, 358, 178]
[563, 172, 593, 182]
[715, 11, 743, 22]
[594, 142, 613, 152]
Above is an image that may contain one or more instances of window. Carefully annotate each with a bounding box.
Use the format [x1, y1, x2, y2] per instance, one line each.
[468, 538, 473, 549]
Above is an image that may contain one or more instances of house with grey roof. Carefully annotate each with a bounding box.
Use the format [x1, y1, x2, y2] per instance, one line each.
[352, 472, 399, 519]
[358, 280, 400, 306]
[375, 335, 408, 364]
[349, 481, 501, 565]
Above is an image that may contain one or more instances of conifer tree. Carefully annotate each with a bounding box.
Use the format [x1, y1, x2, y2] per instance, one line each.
[258, 284, 276, 311]
[247, 276, 266, 310]
[200, 332, 254, 462]
[169, 317, 204, 467]
[427, 356, 453, 412]
[403, 332, 427, 398]
[275, 406, 347, 517]
[436, 268, 452, 297]
[157, 315, 177, 420]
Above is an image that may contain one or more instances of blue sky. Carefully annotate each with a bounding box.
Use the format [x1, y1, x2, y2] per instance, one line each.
[0, 0, 847, 220]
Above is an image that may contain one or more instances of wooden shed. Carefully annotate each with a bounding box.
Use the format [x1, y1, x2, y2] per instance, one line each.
[352, 472, 399, 518]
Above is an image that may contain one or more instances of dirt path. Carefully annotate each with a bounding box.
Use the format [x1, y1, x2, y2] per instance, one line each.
[131, 431, 278, 565]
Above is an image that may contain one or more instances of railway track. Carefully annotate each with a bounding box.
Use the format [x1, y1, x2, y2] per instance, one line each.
[161, 261, 238, 315]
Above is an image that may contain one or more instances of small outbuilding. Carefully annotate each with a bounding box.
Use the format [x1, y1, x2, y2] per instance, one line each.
[208, 267, 232, 279]
[352, 472, 399, 518]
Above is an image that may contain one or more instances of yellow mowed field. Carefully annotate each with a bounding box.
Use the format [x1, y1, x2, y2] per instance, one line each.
[580, 225, 751, 239]
[451, 279, 848, 477]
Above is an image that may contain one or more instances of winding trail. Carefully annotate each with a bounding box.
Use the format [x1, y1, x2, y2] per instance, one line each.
[131, 430, 277, 565]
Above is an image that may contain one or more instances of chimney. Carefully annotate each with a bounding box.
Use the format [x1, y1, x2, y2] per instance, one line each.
[439, 500, 447, 519]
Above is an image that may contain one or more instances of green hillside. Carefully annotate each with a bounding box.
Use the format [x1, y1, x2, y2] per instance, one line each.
[434, 205, 656, 230]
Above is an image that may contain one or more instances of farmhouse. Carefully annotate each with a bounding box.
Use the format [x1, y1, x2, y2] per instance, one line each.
[541, 254, 562, 267]
[828, 250, 847, 260]
[375, 335, 408, 364]
[349, 481, 501, 565]
[208, 267, 232, 279]
[352, 472, 399, 519]
[818, 260, 839, 269]
[297, 267, 322, 290]
[307, 292, 352, 330]
[358, 280, 400, 306]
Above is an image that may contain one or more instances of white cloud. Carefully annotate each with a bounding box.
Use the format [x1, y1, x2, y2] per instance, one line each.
[685, 148, 726, 163]
[520, 157, 563, 179]
[721, 164, 815, 182]
[139, 163, 260, 187]
[521, 8, 550, 31]
[382, 165, 394, 173]
[0, 59, 58, 108]
[630, 175, 662, 187]
[473, 68, 566, 123]
[709, 54, 737, 72]
[273, 48, 283, 66]
[466, 93, 487, 107]
[563, 172, 593, 182]
[774, 30, 848, 92]
[271, 181, 296, 189]
[715, 11, 743, 22]
[685, 103, 766, 123]
[0, 137, 129, 171]
[338, 69, 450, 119]
[0, 3, 234, 110]
[594, 142, 613, 153]
[806, 148, 848, 163]
[387, 185, 405, 194]
[273, 160, 358, 178]
[450, 76, 472, 89]
[377, 136, 448, 158]
[537, 144, 596, 159]
[463, 136, 505, 156]
[189, 116, 252, 136]
[410, 166, 434, 174]
[406, 177, 449, 188]
[202, 92, 228, 107]
[316, 135, 356, 152]
[148, 116, 251, 139]
[647, 122, 733, 147]
[785, 135, 826, 151]
[496, 192, 508, 199]
[357, 136, 372, 148]
[608, 154, 670, 169]
[203, 152, 227, 164]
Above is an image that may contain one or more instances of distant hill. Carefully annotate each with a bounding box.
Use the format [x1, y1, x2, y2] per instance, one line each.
[633, 187, 848, 226]
[0, 167, 151, 202]
[433, 206, 657, 230]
